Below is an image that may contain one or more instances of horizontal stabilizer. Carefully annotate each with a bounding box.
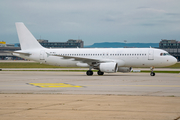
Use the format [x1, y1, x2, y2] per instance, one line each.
[5, 51, 31, 56]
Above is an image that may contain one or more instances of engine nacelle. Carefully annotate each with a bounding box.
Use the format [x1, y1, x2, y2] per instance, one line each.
[99, 62, 118, 73]
[117, 67, 132, 73]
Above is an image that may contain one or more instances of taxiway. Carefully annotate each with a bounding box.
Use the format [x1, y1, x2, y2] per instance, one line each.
[0, 71, 180, 96]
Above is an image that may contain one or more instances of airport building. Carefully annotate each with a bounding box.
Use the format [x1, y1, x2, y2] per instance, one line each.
[0, 39, 84, 60]
[37, 39, 84, 48]
[0, 41, 21, 60]
[159, 39, 180, 61]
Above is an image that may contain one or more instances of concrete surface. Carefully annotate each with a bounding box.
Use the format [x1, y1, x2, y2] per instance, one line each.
[0, 71, 180, 120]
[0, 71, 180, 96]
[0, 94, 180, 120]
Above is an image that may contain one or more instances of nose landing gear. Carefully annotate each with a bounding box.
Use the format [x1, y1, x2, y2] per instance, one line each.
[150, 67, 155, 76]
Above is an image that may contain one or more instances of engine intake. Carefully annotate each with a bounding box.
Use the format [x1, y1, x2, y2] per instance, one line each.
[99, 62, 118, 73]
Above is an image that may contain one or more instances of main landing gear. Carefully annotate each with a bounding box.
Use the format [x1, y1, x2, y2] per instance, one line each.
[97, 70, 104, 75]
[150, 67, 155, 76]
[86, 70, 93, 76]
[86, 70, 104, 76]
[86, 66, 104, 76]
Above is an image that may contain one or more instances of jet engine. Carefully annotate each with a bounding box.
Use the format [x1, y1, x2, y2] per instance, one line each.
[99, 62, 118, 73]
[117, 67, 132, 73]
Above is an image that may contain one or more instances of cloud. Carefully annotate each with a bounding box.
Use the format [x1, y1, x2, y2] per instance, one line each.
[137, 7, 166, 13]
[0, 0, 180, 45]
[140, 23, 156, 26]
[165, 13, 180, 16]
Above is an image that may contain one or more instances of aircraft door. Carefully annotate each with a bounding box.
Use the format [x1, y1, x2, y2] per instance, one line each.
[148, 50, 154, 60]
[40, 50, 45, 60]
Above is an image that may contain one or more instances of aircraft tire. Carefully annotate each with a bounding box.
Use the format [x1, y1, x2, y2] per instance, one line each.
[150, 72, 155, 76]
[97, 70, 104, 75]
[86, 70, 93, 76]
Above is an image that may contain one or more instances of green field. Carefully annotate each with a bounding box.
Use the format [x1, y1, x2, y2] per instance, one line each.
[0, 62, 180, 73]
[0, 62, 96, 72]
[140, 70, 180, 73]
[0, 62, 65, 68]
[0, 62, 180, 68]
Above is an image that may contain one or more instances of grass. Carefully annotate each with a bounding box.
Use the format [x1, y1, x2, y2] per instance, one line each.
[2, 70, 98, 72]
[1, 70, 179, 73]
[2, 69, 179, 73]
[0, 62, 71, 68]
[0, 62, 179, 73]
[0, 62, 179, 68]
[140, 71, 180, 73]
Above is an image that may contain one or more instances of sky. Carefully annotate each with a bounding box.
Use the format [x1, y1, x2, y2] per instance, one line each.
[0, 0, 180, 45]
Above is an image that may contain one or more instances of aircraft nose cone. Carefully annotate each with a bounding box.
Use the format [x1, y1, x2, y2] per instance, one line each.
[171, 57, 177, 65]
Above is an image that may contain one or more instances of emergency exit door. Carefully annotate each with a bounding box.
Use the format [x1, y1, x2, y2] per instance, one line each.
[148, 50, 154, 60]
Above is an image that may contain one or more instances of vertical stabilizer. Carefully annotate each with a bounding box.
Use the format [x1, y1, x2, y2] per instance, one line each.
[15, 22, 44, 50]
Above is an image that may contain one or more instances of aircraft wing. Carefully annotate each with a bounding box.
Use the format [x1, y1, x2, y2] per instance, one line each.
[46, 53, 112, 63]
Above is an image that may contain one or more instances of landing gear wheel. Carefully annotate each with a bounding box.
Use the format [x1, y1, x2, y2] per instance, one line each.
[86, 70, 93, 76]
[150, 72, 155, 76]
[97, 70, 104, 75]
[150, 67, 155, 76]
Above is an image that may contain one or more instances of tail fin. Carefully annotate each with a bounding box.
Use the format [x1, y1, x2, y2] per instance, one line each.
[15, 22, 44, 50]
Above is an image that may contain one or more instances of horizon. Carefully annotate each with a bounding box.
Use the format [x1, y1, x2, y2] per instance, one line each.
[0, 0, 180, 45]
[2, 41, 161, 46]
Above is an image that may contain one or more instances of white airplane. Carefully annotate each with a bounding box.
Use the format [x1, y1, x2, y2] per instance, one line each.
[13, 22, 177, 76]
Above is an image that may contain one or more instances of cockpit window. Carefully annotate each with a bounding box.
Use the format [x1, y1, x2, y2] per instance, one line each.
[160, 53, 170, 56]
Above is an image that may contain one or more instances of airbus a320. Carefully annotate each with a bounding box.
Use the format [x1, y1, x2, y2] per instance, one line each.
[12, 22, 177, 76]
